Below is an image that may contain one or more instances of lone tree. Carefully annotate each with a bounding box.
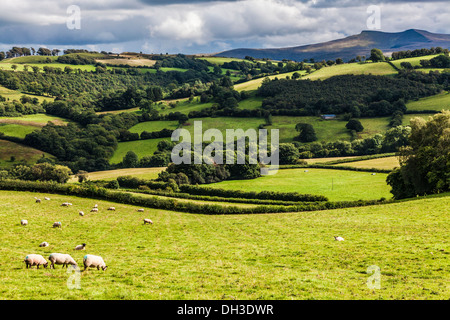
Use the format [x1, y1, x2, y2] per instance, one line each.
[370, 48, 385, 62]
[346, 119, 364, 132]
[295, 123, 317, 142]
[387, 111, 450, 199]
[122, 151, 139, 168]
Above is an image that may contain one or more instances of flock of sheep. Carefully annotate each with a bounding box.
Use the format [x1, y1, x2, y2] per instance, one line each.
[21, 196, 153, 271]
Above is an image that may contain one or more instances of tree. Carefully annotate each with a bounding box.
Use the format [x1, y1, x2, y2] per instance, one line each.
[295, 123, 317, 142]
[370, 48, 385, 62]
[122, 151, 139, 168]
[387, 111, 450, 199]
[278, 143, 300, 165]
[346, 119, 364, 132]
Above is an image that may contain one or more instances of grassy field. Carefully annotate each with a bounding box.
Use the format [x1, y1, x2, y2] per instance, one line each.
[1, 190, 449, 299]
[68, 167, 165, 183]
[390, 54, 441, 69]
[406, 91, 450, 112]
[0, 123, 40, 138]
[197, 56, 249, 65]
[0, 114, 68, 139]
[234, 71, 306, 92]
[303, 62, 397, 81]
[206, 168, 392, 202]
[128, 121, 179, 134]
[110, 138, 169, 164]
[0, 139, 54, 168]
[0, 85, 54, 103]
[334, 157, 400, 171]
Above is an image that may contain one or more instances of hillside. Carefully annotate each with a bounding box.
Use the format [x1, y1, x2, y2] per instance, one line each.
[216, 29, 450, 62]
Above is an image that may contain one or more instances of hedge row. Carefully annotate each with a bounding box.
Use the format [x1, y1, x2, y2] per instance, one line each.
[0, 179, 393, 214]
[126, 188, 320, 207]
[117, 175, 168, 190]
[178, 184, 329, 202]
[279, 164, 392, 174]
[317, 153, 396, 165]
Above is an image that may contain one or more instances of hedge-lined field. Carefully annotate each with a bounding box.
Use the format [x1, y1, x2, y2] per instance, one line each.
[1, 190, 449, 299]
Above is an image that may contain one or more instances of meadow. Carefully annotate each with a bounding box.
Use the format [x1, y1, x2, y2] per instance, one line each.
[333, 156, 400, 171]
[302, 62, 397, 81]
[68, 167, 165, 183]
[0, 139, 53, 168]
[233, 71, 306, 92]
[390, 54, 441, 68]
[405, 91, 450, 112]
[1, 190, 449, 299]
[110, 138, 169, 164]
[205, 168, 392, 202]
[0, 85, 54, 103]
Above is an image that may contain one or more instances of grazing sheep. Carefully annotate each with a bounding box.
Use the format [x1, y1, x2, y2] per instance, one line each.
[137, 208, 144, 212]
[61, 202, 70, 207]
[79, 211, 85, 216]
[34, 197, 41, 203]
[20, 219, 28, 226]
[90, 208, 98, 213]
[74, 243, 86, 251]
[48, 253, 77, 269]
[143, 218, 153, 225]
[93, 204, 98, 208]
[52, 221, 62, 228]
[83, 254, 107, 271]
[371, 173, 376, 176]
[44, 197, 51, 201]
[334, 236, 345, 241]
[39, 241, 49, 247]
[24, 254, 48, 269]
[107, 207, 116, 211]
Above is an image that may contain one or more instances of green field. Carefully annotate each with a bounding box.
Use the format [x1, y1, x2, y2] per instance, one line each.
[390, 54, 441, 69]
[0, 85, 54, 103]
[69, 167, 165, 183]
[1, 190, 449, 299]
[406, 91, 450, 112]
[234, 71, 306, 92]
[0, 123, 39, 138]
[0, 114, 68, 139]
[197, 56, 249, 65]
[303, 62, 397, 81]
[0, 139, 54, 168]
[334, 157, 400, 171]
[128, 120, 179, 134]
[206, 168, 392, 202]
[110, 138, 169, 164]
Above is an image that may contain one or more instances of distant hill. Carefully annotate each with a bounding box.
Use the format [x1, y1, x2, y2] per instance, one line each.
[215, 29, 450, 62]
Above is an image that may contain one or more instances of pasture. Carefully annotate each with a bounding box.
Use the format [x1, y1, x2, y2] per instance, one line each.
[0, 85, 54, 103]
[68, 167, 165, 183]
[302, 62, 397, 81]
[110, 138, 169, 164]
[406, 91, 450, 112]
[1, 190, 449, 299]
[0, 139, 53, 168]
[390, 54, 441, 69]
[233, 71, 306, 92]
[334, 156, 400, 171]
[205, 168, 392, 202]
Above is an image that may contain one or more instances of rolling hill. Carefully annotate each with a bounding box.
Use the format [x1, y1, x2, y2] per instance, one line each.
[215, 29, 450, 62]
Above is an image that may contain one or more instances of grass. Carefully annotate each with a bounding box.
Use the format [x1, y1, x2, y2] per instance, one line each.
[390, 54, 441, 69]
[0, 123, 40, 138]
[0, 85, 54, 103]
[406, 91, 450, 112]
[0, 114, 68, 139]
[68, 167, 166, 183]
[233, 71, 306, 92]
[334, 157, 400, 171]
[358, 117, 390, 139]
[110, 138, 169, 164]
[197, 57, 249, 65]
[0, 114, 68, 125]
[0, 139, 54, 168]
[128, 121, 180, 134]
[1, 190, 449, 299]
[206, 168, 392, 202]
[303, 62, 397, 81]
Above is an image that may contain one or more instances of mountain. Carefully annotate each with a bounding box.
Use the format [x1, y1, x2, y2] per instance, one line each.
[214, 29, 450, 62]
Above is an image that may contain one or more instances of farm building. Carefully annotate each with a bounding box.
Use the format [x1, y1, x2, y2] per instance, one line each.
[321, 114, 337, 120]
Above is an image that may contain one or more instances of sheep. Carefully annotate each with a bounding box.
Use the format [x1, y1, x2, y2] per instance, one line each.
[83, 254, 107, 271]
[44, 197, 51, 201]
[24, 254, 48, 269]
[93, 204, 98, 208]
[107, 207, 116, 211]
[20, 219, 28, 226]
[137, 208, 144, 212]
[143, 218, 153, 225]
[79, 211, 85, 216]
[39, 241, 49, 247]
[48, 253, 77, 269]
[34, 197, 41, 203]
[74, 243, 86, 251]
[90, 208, 99, 213]
[334, 236, 345, 241]
[52, 221, 62, 228]
[61, 202, 70, 207]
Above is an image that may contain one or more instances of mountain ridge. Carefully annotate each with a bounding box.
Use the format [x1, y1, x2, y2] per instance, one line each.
[214, 29, 450, 62]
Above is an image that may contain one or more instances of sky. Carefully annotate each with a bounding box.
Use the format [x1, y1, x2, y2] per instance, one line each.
[0, 0, 449, 54]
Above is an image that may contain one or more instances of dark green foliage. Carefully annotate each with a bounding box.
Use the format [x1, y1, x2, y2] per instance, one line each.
[122, 151, 139, 168]
[370, 48, 385, 62]
[295, 123, 317, 142]
[7, 163, 72, 183]
[346, 119, 364, 132]
[278, 143, 300, 164]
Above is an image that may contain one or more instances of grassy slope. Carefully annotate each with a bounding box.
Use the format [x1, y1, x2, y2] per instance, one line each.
[128, 120, 179, 134]
[110, 138, 168, 164]
[0, 85, 54, 103]
[0, 115, 69, 138]
[303, 62, 397, 81]
[0, 139, 54, 168]
[390, 54, 441, 68]
[68, 167, 166, 183]
[406, 91, 450, 112]
[206, 168, 392, 202]
[1, 190, 449, 299]
[334, 157, 400, 171]
[234, 71, 306, 92]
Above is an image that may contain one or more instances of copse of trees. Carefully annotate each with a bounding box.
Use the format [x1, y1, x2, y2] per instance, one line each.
[391, 47, 449, 60]
[387, 111, 450, 199]
[295, 123, 317, 142]
[5, 162, 72, 183]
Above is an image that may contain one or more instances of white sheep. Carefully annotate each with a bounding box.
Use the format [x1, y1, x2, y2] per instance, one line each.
[61, 202, 70, 207]
[79, 211, 84, 216]
[44, 197, 51, 201]
[52, 221, 62, 228]
[74, 243, 86, 250]
[137, 208, 144, 212]
[83, 254, 107, 271]
[48, 253, 77, 269]
[20, 219, 28, 226]
[90, 208, 99, 213]
[334, 236, 345, 241]
[24, 254, 48, 269]
[34, 197, 41, 203]
[93, 204, 98, 208]
[143, 218, 153, 225]
[39, 241, 49, 247]
[107, 207, 116, 211]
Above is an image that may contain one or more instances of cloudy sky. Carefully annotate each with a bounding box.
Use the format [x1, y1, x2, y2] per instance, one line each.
[0, 0, 449, 54]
